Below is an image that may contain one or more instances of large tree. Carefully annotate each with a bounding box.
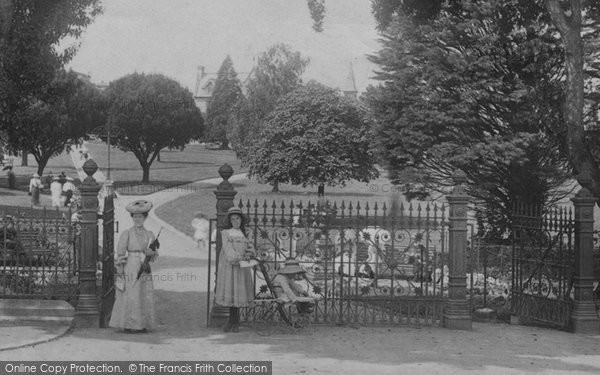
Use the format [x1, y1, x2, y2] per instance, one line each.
[246, 82, 379, 195]
[364, 1, 572, 237]
[366, 0, 600, 202]
[230, 43, 309, 158]
[106, 73, 204, 183]
[0, 0, 102, 167]
[4, 69, 105, 176]
[205, 55, 242, 150]
[230, 43, 309, 192]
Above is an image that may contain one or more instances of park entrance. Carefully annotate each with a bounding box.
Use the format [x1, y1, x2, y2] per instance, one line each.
[207, 168, 473, 330]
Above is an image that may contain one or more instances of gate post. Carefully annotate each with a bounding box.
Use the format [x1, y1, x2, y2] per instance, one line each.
[74, 159, 101, 328]
[570, 171, 600, 333]
[210, 164, 237, 328]
[444, 170, 472, 330]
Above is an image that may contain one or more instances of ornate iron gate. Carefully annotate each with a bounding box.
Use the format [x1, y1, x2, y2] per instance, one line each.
[223, 199, 451, 327]
[0, 206, 79, 304]
[100, 195, 115, 328]
[511, 204, 574, 329]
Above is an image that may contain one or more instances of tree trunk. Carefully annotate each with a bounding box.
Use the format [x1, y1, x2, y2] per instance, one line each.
[157, 151, 161, 162]
[21, 150, 28, 166]
[142, 165, 150, 183]
[271, 180, 279, 192]
[220, 139, 229, 150]
[317, 184, 325, 197]
[545, 0, 600, 195]
[36, 160, 48, 177]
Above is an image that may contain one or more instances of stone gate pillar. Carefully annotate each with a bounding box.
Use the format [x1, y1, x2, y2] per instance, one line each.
[570, 170, 600, 333]
[74, 159, 101, 327]
[444, 170, 472, 330]
[210, 164, 237, 328]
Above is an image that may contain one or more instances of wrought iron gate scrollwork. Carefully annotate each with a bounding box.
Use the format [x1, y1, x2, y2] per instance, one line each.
[511, 204, 574, 329]
[230, 199, 450, 327]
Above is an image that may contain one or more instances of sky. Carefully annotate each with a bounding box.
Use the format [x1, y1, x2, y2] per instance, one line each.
[66, 0, 382, 93]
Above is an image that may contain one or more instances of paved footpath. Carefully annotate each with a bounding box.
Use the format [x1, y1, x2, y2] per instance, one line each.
[2, 176, 600, 374]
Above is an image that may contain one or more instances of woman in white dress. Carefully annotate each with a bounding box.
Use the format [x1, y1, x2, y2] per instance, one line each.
[109, 200, 159, 333]
[50, 176, 62, 207]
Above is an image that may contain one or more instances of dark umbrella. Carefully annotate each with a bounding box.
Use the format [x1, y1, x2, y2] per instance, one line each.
[136, 228, 162, 280]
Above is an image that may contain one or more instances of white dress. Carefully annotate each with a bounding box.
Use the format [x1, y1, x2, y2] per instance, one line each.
[50, 181, 62, 207]
[109, 227, 157, 330]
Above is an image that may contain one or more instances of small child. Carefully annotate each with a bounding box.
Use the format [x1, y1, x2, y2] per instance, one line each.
[191, 211, 210, 251]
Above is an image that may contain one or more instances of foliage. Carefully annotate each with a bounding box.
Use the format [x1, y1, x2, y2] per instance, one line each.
[306, 0, 326, 32]
[245, 82, 379, 194]
[0, 0, 103, 130]
[4, 69, 105, 175]
[105, 73, 204, 183]
[230, 43, 309, 160]
[205, 56, 242, 149]
[364, 2, 571, 238]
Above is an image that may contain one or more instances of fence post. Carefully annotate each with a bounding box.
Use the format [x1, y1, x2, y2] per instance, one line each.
[570, 171, 600, 333]
[444, 170, 472, 330]
[74, 159, 101, 327]
[210, 163, 237, 328]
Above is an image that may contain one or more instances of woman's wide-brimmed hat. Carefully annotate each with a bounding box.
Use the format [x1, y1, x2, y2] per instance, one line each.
[32, 173, 40, 178]
[226, 207, 247, 226]
[277, 259, 306, 275]
[126, 200, 153, 214]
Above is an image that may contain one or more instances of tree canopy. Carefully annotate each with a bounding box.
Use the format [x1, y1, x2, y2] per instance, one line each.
[0, 0, 102, 128]
[364, 1, 572, 237]
[205, 55, 242, 149]
[230, 43, 309, 160]
[4, 69, 104, 175]
[246, 82, 379, 195]
[106, 73, 204, 182]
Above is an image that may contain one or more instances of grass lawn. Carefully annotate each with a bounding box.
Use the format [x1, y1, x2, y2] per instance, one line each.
[1, 142, 244, 195]
[84, 142, 244, 194]
[0, 187, 73, 217]
[155, 171, 446, 239]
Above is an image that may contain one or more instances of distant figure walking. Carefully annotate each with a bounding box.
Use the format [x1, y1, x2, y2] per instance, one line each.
[4, 166, 16, 190]
[44, 171, 54, 189]
[50, 176, 63, 207]
[62, 177, 76, 207]
[191, 211, 210, 251]
[29, 173, 42, 206]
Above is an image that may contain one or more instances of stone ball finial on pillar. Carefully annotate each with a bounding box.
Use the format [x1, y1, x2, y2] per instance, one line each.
[451, 170, 468, 185]
[82, 159, 99, 185]
[217, 163, 234, 190]
[451, 170, 468, 196]
[576, 167, 593, 198]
